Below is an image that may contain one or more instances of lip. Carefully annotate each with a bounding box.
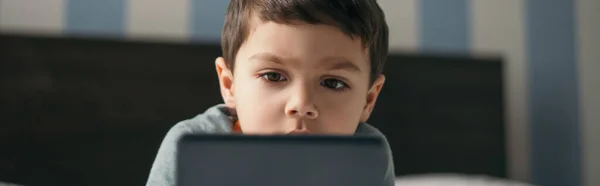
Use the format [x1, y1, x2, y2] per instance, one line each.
[286, 129, 312, 135]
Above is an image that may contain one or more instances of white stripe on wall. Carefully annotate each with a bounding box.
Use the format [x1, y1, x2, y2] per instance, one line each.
[378, 0, 418, 52]
[470, 0, 529, 181]
[577, 0, 600, 185]
[0, 0, 65, 35]
[127, 0, 190, 41]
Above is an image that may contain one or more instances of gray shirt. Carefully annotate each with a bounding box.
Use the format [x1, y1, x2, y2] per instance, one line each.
[145, 104, 395, 186]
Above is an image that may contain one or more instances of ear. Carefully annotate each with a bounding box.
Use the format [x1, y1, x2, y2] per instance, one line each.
[215, 57, 236, 108]
[360, 74, 385, 122]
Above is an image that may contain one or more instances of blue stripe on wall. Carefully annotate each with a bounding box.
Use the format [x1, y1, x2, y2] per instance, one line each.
[419, 0, 470, 53]
[190, 0, 230, 42]
[65, 0, 126, 36]
[526, 0, 581, 185]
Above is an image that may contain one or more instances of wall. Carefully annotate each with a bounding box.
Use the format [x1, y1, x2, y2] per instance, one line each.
[578, 0, 600, 186]
[0, 0, 598, 186]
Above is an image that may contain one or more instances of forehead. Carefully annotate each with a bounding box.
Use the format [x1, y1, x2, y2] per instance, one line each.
[236, 17, 370, 72]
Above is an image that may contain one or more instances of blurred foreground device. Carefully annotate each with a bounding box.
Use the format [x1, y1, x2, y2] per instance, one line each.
[177, 135, 387, 186]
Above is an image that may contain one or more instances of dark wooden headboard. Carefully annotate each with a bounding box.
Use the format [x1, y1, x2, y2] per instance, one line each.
[0, 34, 505, 186]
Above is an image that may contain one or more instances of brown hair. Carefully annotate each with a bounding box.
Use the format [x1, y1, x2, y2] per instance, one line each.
[221, 0, 388, 85]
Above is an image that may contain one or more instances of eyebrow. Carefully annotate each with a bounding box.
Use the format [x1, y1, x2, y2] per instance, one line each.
[249, 53, 284, 64]
[249, 53, 362, 73]
[324, 58, 362, 73]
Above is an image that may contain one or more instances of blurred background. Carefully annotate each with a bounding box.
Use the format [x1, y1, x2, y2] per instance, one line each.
[0, 0, 597, 186]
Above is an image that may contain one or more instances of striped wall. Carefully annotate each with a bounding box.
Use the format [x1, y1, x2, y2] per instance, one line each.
[128, 0, 189, 41]
[526, 1, 581, 186]
[470, 0, 529, 182]
[0, 0, 598, 186]
[577, 1, 600, 186]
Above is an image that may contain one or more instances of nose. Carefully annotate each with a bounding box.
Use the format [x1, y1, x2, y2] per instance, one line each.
[285, 103, 317, 134]
[285, 89, 319, 120]
[286, 108, 318, 119]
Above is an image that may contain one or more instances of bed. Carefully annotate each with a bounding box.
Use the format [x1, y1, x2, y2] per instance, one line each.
[0, 33, 526, 186]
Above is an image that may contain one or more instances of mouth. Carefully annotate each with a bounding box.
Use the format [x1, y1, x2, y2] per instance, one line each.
[286, 129, 312, 135]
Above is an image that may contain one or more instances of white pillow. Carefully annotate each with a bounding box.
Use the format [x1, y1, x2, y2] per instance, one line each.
[394, 173, 534, 186]
[0, 181, 24, 186]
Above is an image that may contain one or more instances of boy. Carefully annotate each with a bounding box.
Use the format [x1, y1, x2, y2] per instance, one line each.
[146, 0, 393, 185]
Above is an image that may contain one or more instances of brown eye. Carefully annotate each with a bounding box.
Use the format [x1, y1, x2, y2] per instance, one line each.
[261, 72, 287, 82]
[321, 78, 348, 90]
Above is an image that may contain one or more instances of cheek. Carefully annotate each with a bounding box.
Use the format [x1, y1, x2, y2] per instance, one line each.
[233, 77, 285, 132]
[316, 91, 367, 132]
[234, 76, 283, 108]
[320, 86, 367, 112]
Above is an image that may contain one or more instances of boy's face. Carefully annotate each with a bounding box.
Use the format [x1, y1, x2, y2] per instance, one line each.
[216, 17, 385, 135]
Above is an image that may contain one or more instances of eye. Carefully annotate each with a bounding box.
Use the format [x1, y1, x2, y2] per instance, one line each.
[261, 72, 287, 82]
[321, 78, 349, 91]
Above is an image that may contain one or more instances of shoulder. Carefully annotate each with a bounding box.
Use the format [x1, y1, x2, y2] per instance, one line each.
[145, 104, 234, 186]
[171, 104, 234, 134]
[357, 123, 396, 186]
[356, 123, 384, 136]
